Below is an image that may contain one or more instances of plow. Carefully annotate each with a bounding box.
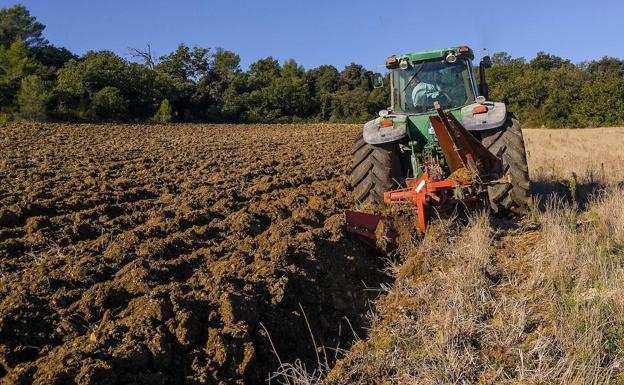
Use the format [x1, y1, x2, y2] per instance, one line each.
[345, 46, 531, 245]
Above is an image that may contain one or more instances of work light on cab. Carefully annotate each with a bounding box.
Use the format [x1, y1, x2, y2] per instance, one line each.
[445, 52, 457, 63]
[385, 56, 399, 69]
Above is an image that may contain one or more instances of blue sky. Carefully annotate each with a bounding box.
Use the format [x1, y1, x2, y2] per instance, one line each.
[2, 0, 622, 71]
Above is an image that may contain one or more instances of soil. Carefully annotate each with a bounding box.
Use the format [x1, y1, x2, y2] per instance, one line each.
[0, 123, 390, 384]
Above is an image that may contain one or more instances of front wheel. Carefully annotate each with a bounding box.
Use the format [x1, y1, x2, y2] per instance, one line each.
[480, 115, 531, 215]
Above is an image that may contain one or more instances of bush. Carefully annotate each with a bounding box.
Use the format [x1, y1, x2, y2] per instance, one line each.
[91, 86, 127, 121]
[17, 75, 49, 121]
[153, 99, 173, 123]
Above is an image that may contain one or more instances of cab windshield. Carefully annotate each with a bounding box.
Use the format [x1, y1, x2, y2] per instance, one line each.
[391, 59, 475, 114]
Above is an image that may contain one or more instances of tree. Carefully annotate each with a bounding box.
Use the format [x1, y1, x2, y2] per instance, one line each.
[263, 75, 311, 120]
[0, 5, 47, 48]
[244, 58, 312, 122]
[329, 63, 374, 121]
[491, 52, 512, 66]
[32, 44, 77, 70]
[248, 57, 281, 87]
[367, 78, 390, 115]
[2, 6, 623, 128]
[0, 40, 39, 115]
[212, 49, 241, 76]
[17, 74, 49, 121]
[529, 51, 568, 71]
[331, 88, 370, 122]
[339, 63, 370, 90]
[91, 86, 127, 121]
[129, 44, 156, 70]
[541, 64, 586, 127]
[587, 57, 624, 77]
[197, 48, 242, 121]
[575, 74, 624, 127]
[218, 72, 250, 122]
[157, 44, 210, 82]
[155, 44, 212, 120]
[153, 99, 173, 123]
[306, 65, 339, 120]
[54, 51, 154, 120]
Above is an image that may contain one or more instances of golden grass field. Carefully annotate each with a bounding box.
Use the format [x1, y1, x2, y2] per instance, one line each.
[327, 127, 624, 385]
[525, 127, 624, 187]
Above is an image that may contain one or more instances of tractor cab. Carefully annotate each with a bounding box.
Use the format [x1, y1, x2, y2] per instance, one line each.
[366, 46, 505, 177]
[373, 46, 492, 115]
[390, 55, 477, 114]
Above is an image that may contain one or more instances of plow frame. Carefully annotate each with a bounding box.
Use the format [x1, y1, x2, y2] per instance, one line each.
[383, 170, 474, 233]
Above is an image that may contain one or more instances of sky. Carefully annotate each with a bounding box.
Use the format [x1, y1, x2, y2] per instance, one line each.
[2, 0, 622, 71]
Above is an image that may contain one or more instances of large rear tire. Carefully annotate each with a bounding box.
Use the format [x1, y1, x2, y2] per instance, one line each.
[480, 115, 531, 215]
[348, 133, 403, 205]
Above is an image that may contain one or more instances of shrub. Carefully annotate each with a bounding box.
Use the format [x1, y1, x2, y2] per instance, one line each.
[17, 74, 49, 121]
[91, 86, 127, 121]
[153, 99, 173, 123]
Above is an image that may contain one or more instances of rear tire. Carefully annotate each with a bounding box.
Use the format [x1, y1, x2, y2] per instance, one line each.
[480, 115, 531, 215]
[348, 133, 403, 205]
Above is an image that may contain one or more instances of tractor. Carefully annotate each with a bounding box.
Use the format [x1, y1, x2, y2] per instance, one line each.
[346, 46, 531, 239]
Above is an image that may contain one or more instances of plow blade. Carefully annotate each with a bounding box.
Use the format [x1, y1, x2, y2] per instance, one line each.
[344, 210, 398, 249]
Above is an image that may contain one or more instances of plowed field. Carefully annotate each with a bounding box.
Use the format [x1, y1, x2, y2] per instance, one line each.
[0, 123, 388, 384]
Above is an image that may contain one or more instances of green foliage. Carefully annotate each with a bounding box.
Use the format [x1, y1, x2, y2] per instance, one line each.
[0, 5, 46, 48]
[91, 86, 127, 121]
[153, 99, 173, 123]
[17, 74, 49, 121]
[32, 44, 77, 70]
[245, 58, 312, 122]
[54, 51, 154, 120]
[329, 88, 369, 122]
[488, 52, 624, 127]
[0, 40, 39, 117]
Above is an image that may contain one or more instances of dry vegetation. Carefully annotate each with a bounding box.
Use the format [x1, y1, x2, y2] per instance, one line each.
[326, 127, 624, 384]
[525, 128, 624, 203]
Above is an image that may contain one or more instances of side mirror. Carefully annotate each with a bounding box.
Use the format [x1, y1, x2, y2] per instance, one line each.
[480, 56, 492, 69]
[371, 73, 384, 89]
[478, 56, 492, 99]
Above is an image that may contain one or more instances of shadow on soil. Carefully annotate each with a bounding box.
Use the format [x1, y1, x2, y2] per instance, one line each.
[260, 233, 393, 383]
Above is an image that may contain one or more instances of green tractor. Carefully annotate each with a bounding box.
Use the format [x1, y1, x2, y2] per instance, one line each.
[349, 46, 530, 216]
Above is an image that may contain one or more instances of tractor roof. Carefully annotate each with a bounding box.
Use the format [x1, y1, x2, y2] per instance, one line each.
[389, 46, 474, 63]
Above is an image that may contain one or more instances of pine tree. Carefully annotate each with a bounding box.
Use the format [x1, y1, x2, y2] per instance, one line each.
[153, 99, 173, 123]
[17, 75, 49, 121]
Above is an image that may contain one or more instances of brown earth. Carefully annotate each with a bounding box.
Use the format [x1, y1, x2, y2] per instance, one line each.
[0, 123, 391, 384]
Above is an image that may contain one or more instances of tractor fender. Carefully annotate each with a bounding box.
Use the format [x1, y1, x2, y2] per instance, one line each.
[460, 101, 507, 131]
[362, 115, 408, 144]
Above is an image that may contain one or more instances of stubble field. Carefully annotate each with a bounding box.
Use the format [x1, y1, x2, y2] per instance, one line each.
[1, 123, 623, 385]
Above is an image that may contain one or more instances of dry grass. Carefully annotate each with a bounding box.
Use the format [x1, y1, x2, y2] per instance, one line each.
[525, 127, 624, 202]
[325, 127, 624, 384]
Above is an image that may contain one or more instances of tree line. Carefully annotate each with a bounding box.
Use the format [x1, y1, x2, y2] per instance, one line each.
[2, 4, 623, 127]
[488, 52, 624, 127]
